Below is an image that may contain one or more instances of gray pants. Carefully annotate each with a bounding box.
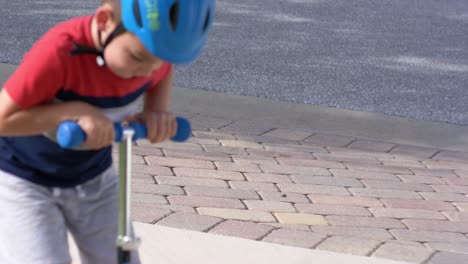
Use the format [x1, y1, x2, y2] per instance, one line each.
[0, 167, 140, 264]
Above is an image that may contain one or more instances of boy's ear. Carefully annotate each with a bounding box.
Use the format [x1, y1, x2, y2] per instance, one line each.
[95, 5, 117, 31]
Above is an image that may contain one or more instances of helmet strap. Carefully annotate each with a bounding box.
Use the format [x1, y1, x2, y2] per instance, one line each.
[70, 22, 126, 67]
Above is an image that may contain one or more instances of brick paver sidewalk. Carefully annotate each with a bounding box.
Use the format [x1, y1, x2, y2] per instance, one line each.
[116, 114, 468, 264]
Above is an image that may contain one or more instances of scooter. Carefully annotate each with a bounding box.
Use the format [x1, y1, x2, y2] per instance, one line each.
[57, 117, 191, 264]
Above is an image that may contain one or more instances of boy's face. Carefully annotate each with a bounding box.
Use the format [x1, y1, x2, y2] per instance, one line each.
[104, 32, 164, 79]
[94, 4, 163, 79]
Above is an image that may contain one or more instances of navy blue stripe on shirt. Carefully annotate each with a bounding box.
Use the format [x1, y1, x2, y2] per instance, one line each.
[56, 81, 151, 108]
[0, 136, 112, 187]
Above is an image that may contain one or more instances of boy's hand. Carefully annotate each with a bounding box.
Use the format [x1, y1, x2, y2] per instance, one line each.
[125, 111, 177, 144]
[77, 112, 115, 150]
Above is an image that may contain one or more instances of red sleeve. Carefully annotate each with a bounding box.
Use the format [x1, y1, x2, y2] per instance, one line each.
[149, 62, 173, 89]
[3, 36, 65, 109]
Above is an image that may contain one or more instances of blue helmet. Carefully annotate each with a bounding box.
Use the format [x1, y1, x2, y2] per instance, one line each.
[121, 0, 215, 64]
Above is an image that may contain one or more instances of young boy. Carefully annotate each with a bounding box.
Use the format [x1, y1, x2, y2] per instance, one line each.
[0, 0, 215, 263]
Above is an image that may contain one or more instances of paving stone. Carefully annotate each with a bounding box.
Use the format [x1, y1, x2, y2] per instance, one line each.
[425, 242, 468, 254]
[147, 204, 197, 213]
[261, 164, 330, 175]
[192, 130, 236, 140]
[276, 157, 345, 169]
[138, 140, 203, 151]
[382, 240, 425, 247]
[453, 202, 468, 212]
[215, 162, 262, 173]
[390, 154, 427, 161]
[369, 208, 446, 220]
[433, 151, 468, 162]
[316, 236, 381, 256]
[420, 192, 468, 202]
[185, 186, 260, 200]
[349, 188, 421, 199]
[259, 191, 310, 203]
[278, 183, 350, 196]
[197, 207, 276, 222]
[187, 137, 220, 145]
[131, 146, 164, 157]
[131, 177, 156, 184]
[291, 175, 362, 187]
[168, 195, 244, 209]
[154, 176, 228, 188]
[303, 133, 355, 147]
[378, 158, 425, 168]
[132, 173, 156, 179]
[372, 242, 434, 263]
[347, 140, 396, 152]
[296, 203, 371, 216]
[263, 143, 327, 154]
[403, 219, 468, 233]
[156, 212, 222, 232]
[311, 226, 394, 241]
[247, 148, 314, 158]
[381, 199, 456, 211]
[260, 223, 311, 231]
[345, 163, 412, 175]
[229, 181, 279, 191]
[308, 194, 383, 207]
[314, 153, 380, 165]
[330, 169, 400, 181]
[209, 220, 275, 240]
[231, 155, 278, 165]
[327, 147, 394, 159]
[390, 229, 468, 243]
[362, 179, 433, 192]
[424, 160, 468, 171]
[262, 128, 313, 141]
[203, 144, 248, 155]
[275, 213, 328, 226]
[132, 183, 184, 195]
[390, 145, 439, 158]
[432, 184, 468, 194]
[454, 170, 468, 178]
[131, 205, 171, 223]
[327, 215, 405, 229]
[245, 173, 292, 183]
[443, 176, 468, 186]
[219, 139, 263, 149]
[173, 167, 244, 181]
[442, 211, 468, 222]
[162, 148, 231, 162]
[145, 156, 215, 169]
[398, 175, 446, 185]
[244, 200, 296, 213]
[262, 228, 327, 248]
[132, 193, 168, 205]
[133, 164, 173, 176]
[237, 135, 300, 145]
[410, 168, 457, 178]
[426, 252, 468, 264]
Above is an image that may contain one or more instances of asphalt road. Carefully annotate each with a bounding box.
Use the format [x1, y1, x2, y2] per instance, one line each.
[0, 0, 467, 125]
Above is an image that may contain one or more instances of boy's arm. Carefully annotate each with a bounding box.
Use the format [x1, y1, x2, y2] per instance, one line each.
[143, 67, 174, 112]
[130, 66, 176, 143]
[0, 89, 101, 136]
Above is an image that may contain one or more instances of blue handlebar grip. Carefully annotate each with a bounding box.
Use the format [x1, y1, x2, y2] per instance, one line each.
[56, 121, 86, 149]
[172, 117, 191, 142]
[128, 122, 147, 141]
[57, 117, 192, 148]
[128, 117, 191, 142]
